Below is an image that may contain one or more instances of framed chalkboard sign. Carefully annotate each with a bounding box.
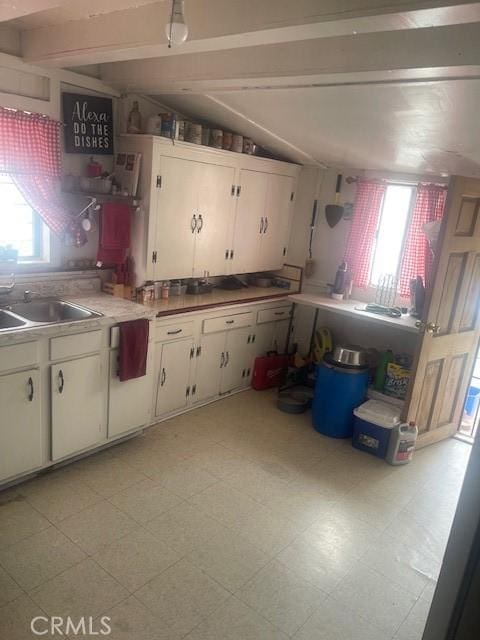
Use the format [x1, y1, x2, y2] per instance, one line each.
[62, 92, 113, 154]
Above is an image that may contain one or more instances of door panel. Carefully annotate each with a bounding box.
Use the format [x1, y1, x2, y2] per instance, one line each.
[231, 169, 267, 273]
[193, 163, 236, 277]
[221, 328, 252, 394]
[108, 348, 153, 437]
[154, 156, 200, 280]
[193, 332, 225, 402]
[0, 369, 42, 481]
[259, 174, 294, 271]
[405, 176, 480, 447]
[52, 355, 105, 460]
[155, 338, 193, 417]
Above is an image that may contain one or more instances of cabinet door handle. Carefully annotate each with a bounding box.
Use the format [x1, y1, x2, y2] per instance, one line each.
[224, 351, 229, 366]
[58, 369, 64, 394]
[274, 311, 285, 316]
[191, 214, 197, 233]
[225, 320, 234, 325]
[264, 216, 268, 233]
[161, 367, 166, 386]
[27, 376, 34, 402]
[220, 352, 225, 368]
[167, 329, 182, 335]
[259, 217, 264, 234]
[197, 214, 203, 233]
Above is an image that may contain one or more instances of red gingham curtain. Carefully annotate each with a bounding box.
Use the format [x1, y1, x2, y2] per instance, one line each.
[344, 179, 386, 289]
[0, 107, 69, 235]
[398, 183, 447, 296]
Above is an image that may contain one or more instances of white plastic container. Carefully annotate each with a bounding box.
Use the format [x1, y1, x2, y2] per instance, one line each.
[386, 421, 418, 465]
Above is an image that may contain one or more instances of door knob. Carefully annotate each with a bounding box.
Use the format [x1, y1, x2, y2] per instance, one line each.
[416, 320, 440, 335]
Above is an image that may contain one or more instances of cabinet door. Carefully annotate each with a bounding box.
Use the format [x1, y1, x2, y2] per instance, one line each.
[155, 338, 194, 417]
[52, 355, 106, 460]
[251, 324, 274, 358]
[193, 163, 236, 277]
[193, 332, 225, 403]
[153, 156, 201, 280]
[231, 169, 268, 273]
[0, 369, 42, 482]
[108, 348, 153, 438]
[259, 174, 295, 271]
[221, 328, 252, 394]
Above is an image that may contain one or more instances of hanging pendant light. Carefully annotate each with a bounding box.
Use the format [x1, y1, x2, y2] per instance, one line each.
[165, 0, 188, 47]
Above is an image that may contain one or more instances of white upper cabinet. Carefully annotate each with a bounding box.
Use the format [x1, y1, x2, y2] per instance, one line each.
[259, 173, 295, 271]
[231, 169, 268, 273]
[117, 135, 299, 284]
[153, 156, 201, 280]
[193, 162, 236, 278]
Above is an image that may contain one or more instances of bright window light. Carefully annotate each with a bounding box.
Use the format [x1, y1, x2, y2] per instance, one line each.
[370, 184, 414, 286]
[0, 175, 50, 263]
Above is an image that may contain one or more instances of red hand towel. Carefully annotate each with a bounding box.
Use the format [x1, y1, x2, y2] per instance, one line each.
[97, 202, 131, 265]
[118, 319, 149, 382]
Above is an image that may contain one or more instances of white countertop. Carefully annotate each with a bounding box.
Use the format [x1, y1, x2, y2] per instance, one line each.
[288, 293, 419, 334]
[0, 293, 155, 346]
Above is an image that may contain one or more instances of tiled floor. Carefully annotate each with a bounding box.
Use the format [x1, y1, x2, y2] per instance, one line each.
[0, 390, 471, 639]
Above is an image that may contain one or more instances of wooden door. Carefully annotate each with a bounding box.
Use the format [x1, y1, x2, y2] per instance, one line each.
[193, 332, 225, 402]
[51, 355, 105, 460]
[193, 162, 236, 278]
[220, 328, 252, 394]
[231, 169, 268, 273]
[153, 156, 201, 280]
[405, 176, 480, 447]
[108, 347, 153, 437]
[154, 338, 194, 417]
[0, 369, 42, 482]
[259, 174, 295, 271]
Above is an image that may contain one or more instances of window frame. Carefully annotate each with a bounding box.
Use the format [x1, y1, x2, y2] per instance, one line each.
[0, 175, 51, 265]
[368, 181, 417, 289]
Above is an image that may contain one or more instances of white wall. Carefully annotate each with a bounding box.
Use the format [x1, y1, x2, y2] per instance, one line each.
[0, 53, 121, 270]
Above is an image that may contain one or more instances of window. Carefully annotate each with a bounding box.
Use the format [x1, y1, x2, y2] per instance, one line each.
[369, 183, 415, 286]
[0, 175, 50, 263]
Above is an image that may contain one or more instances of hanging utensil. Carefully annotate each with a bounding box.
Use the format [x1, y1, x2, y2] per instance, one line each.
[325, 174, 344, 228]
[304, 199, 318, 278]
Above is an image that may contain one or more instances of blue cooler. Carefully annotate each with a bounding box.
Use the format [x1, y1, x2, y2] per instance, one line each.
[352, 399, 401, 458]
[312, 361, 369, 438]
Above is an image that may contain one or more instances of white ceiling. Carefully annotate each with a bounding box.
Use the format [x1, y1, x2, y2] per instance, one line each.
[156, 80, 480, 174]
[3, 0, 480, 176]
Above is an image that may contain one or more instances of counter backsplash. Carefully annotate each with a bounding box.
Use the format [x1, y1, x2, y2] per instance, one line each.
[1, 270, 104, 302]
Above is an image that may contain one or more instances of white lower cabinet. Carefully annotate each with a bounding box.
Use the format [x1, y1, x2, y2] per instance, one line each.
[51, 354, 106, 460]
[194, 327, 255, 402]
[0, 368, 42, 482]
[108, 348, 154, 438]
[154, 337, 194, 417]
[220, 328, 253, 394]
[194, 332, 226, 403]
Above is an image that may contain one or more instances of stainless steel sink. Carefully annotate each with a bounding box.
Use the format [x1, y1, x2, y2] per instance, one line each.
[0, 309, 27, 330]
[7, 298, 103, 324]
